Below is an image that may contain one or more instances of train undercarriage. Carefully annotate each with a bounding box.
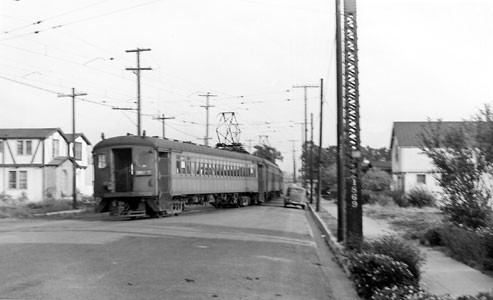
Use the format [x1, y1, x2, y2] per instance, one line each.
[96, 191, 280, 219]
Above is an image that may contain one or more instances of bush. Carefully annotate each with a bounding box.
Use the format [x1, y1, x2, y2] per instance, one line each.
[407, 187, 435, 208]
[371, 285, 453, 300]
[420, 226, 443, 247]
[456, 292, 493, 300]
[369, 236, 425, 280]
[439, 224, 487, 269]
[365, 191, 393, 206]
[349, 252, 417, 299]
[441, 198, 492, 229]
[392, 190, 409, 207]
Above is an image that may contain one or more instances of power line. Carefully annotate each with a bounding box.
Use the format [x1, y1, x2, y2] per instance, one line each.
[0, 0, 164, 42]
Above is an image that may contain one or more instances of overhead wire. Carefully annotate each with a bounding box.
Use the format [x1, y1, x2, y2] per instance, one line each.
[0, 0, 164, 42]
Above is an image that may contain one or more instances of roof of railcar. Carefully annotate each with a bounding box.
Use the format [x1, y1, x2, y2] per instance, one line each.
[94, 135, 272, 164]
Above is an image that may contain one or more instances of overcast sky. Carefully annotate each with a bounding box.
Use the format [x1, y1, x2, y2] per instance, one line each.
[1, 0, 492, 173]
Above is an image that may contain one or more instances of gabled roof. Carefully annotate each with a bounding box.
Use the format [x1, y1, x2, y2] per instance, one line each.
[65, 133, 91, 145]
[46, 156, 80, 167]
[0, 128, 67, 140]
[390, 121, 467, 149]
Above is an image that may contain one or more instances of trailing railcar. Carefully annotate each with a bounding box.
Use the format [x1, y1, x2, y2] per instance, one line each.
[93, 135, 283, 218]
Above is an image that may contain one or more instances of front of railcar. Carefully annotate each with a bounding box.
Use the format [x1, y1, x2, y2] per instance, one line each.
[93, 135, 177, 218]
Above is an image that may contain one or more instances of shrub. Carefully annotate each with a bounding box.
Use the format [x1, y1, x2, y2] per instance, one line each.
[420, 226, 443, 247]
[349, 252, 417, 299]
[365, 191, 393, 206]
[441, 198, 492, 229]
[392, 190, 409, 207]
[371, 285, 453, 300]
[406, 187, 435, 208]
[456, 292, 493, 300]
[369, 236, 425, 280]
[439, 224, 487, 269]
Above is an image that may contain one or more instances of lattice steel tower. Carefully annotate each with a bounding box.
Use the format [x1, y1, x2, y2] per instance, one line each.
[339, 0, 363, 245]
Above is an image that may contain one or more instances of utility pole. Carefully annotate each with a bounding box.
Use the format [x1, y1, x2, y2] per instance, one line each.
[317, 78, 324, 212]
[289, 140, 297, 183]
[58, 88, 86, 210]
[153, 114, 174, 138]
[343, 0, 363, 247]
[292, 84, 319, 189]
[335, 0, 346, 243]
[309, 113, 314, 204]
[258, 135, 269, 146]
[199, 92, 217, 146]
[246, 139, 254, 153]
[126, 48, 152, 136]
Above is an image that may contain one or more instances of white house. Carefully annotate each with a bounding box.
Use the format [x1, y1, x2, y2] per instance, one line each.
[0, 128, 92, 202]
[390, 121, 465, 196]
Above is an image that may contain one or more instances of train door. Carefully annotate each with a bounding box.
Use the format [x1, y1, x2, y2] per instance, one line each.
[258, 164, 265, 202]
[113, 148, 133, 192]
[158, 152, 172, 208]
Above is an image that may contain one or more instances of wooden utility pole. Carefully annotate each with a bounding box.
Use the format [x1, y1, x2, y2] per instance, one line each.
[292, 84, 319, 189]
[288, 140, 298, 183]
[153, 114, 174, 138]
[309, 113, 314, 204]
[199, 92, 217, 146]
[58, 88, 86, 209]
[126, 48, 152, 136]
[246, 139, 254, 153]
[316, 78, 324, 212]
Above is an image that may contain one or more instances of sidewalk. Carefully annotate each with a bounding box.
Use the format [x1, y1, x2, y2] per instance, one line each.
[317, 200, 493, 298]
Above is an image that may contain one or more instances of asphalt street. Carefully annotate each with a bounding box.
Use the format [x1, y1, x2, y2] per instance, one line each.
[0, 199, 358, 300]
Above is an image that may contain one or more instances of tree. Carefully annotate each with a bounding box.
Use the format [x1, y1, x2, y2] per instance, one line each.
[253, 144, 283, 164]
[420, 119, 492, 229]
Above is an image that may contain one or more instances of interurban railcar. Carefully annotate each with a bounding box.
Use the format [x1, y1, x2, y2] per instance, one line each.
[93, 135, 283, 218]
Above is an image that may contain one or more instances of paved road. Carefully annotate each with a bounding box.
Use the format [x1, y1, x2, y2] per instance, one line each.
[0, 199, 357, 300]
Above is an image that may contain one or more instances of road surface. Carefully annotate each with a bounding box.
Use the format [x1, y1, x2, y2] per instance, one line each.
[0, 198, 357, 300]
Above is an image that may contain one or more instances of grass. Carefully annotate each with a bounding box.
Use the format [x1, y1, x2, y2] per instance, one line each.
[363, 203, 443, 240]
[0, 197, 95, 218]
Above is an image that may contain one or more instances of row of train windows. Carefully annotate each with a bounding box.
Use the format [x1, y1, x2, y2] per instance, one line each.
[176, 155, 257, 178]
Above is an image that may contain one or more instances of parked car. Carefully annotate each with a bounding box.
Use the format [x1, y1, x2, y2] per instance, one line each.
[284, 184, 306, 209]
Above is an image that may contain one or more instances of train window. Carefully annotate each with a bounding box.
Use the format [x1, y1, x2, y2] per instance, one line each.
[136, 151, 152, 168]
[186, 158, 191, 175]
[97, 154, 106, 168]
[180, 159, 186, 174]
[176, 155, 181, 174]
[191, 160, 196, 176]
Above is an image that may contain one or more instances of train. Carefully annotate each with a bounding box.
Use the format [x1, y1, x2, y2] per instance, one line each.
[93, 134, 283, 218]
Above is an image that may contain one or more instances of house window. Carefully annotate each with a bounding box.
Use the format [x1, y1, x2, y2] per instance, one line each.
[53, 139, 59, 157]
[417, 174, 426, 184]
[74, 142, 82, 160]
[26, 141, 32, 155]
[17, 141, 23, 155]
[19, 171, 27, 189]
[9, 171, 16, 189]
[9, 170, 27, 189]
[16, 140, 32, 155]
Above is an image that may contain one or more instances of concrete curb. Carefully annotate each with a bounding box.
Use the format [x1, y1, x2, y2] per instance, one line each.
[307, 204, 352, 278]
[34, 209, 89, 217]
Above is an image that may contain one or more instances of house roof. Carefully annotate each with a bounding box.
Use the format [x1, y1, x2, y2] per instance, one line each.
[390, 121, 467, 148]
[65, 133, 91, 145]
[0, 128, 67, 140]
[46, 156, 80, 167]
